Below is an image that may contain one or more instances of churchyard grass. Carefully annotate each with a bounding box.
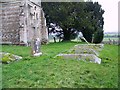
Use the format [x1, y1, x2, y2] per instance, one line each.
[1, 42, 118, 88]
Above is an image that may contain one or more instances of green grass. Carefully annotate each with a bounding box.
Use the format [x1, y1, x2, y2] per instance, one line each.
[1, 42, 119, 88]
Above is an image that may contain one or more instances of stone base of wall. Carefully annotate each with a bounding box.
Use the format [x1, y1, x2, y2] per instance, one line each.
[0, 42, 26, 46]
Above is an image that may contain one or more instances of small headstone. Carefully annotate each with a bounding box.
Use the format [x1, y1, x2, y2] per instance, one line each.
[31, 38, 42, 56]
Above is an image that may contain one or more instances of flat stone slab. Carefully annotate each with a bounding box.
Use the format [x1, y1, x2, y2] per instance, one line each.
[55, 44, 104, 64]
[74, 48, 99, 56]
[74, 44, 104, 51]
[56, 54, 101, 64]
[0, 52, 22, 64]
[68, 44, 104, 56]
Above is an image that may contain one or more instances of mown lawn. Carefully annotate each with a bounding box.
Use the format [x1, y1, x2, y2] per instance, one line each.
[1, 42, 118, 88]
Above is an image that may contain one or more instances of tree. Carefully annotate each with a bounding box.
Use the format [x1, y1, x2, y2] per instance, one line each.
[93, 29, 104, 43]
[83, 2, 104, 43]
[41, 2, 104, 43]
[42, 2, 85, 41]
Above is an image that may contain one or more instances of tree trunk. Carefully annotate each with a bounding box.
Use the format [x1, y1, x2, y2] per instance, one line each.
[62, 29, 71, 41]
[53, 37, 56, 43]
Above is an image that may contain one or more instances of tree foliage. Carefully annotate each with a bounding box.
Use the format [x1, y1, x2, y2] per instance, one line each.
[41, 2, 104, 43]
[84, 2, 104, 43]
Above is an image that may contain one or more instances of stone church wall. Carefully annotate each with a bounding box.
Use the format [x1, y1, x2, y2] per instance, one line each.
[0, 0, 48, 45]
[0, 2, 21, 44]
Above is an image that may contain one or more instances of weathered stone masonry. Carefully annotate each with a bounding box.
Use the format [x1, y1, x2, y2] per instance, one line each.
[0, 0, 48, 45]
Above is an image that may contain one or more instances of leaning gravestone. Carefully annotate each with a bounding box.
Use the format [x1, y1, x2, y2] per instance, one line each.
[77, 32, 89, 44]
[31, 38, 42, 56]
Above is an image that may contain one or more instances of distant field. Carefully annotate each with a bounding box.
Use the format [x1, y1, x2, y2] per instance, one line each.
[103, 32, 119, 41]
[103, 37, 119, 41]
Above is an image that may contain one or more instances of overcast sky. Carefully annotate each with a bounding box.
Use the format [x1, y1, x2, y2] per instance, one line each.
[92, 0, 119, 32]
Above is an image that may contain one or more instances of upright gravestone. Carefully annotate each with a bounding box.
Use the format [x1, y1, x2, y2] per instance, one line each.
[31, 38, 42, 56]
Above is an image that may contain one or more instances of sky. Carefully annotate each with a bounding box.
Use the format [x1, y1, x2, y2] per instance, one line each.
[92, 0, 119, 32]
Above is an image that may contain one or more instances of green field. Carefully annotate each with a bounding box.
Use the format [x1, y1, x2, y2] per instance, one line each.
[1, 42, 119, 88]
[103, 37, 119, 42]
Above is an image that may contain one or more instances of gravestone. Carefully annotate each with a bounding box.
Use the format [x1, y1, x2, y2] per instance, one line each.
[77, 32, 89, 44]
[31, 38, 42, 56]
[1, 52, 22, 64]
[56, 54, 101, 64]
[55, 44, 104, 64]
[74, 48, 99, 56]
[73, 44, 104, 56]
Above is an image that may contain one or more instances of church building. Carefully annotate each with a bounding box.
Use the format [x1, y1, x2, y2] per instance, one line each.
[0, 0, 48, 45]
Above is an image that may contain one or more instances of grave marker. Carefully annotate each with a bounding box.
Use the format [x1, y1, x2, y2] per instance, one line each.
[31, 38, 42, 56]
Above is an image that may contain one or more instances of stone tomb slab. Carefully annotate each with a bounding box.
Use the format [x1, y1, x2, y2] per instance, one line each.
[56, 54, 101, 64]
[68, 44, 104, 56]
[74, 44, 104, 51]
[55, 44, 104, 64]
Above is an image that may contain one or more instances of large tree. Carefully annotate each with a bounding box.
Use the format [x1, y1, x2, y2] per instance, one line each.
[41, 2, 104, 43]
[83, 2, 105, 43]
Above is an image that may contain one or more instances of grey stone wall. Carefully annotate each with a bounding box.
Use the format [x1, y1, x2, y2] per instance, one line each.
[1, 2, 21, 44]
[41, 9, 48, 44]
[0, 0, 48, 45]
